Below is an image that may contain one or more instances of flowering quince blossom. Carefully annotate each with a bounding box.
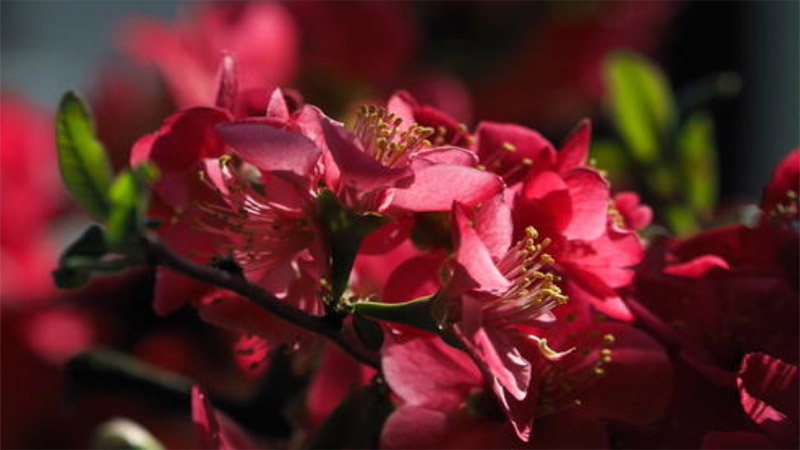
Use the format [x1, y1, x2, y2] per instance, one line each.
[380, 297, 672, 448]
[385, 93, 648, 320]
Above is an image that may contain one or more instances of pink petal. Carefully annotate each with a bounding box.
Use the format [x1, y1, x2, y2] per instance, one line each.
[415, 146, 478, 166]
[562, 168, 610, 241]
[380, 406, 448, 449]
[213, 53, 238, 111]
[307, 345, 373, 430]
[382, 335, 482, 410]
[517, 170, 572, 237]
[216, 120, 321, 177]
[475, 121, 555, 167]
[391, 165, 503, 212]
[468, 326, 531, 401]
[556, 118, 591, 172]
[266, 88, 290, 121]
[450, 203, 510, 295]
[474, 194, 513, 261]
[664, 255, 730, 277]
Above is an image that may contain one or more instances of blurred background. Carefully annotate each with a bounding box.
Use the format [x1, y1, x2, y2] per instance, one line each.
[2, 1, 798, 198]
[1, 1, 798, 448]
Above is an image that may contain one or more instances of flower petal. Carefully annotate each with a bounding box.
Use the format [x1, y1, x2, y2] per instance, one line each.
[392, 165, 503, 212]
[216, 120, 321, 177]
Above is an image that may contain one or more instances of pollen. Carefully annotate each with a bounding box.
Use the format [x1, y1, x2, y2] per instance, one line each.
[352, 105, 434, 167]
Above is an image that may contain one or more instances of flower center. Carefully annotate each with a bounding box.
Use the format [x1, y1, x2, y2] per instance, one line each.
[352, 105, 434, 167]
[484, 227, 568, 326]
[191, 155, 314, 271]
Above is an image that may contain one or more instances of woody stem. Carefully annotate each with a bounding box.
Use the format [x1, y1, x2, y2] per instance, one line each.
[142, 233, 380, 369]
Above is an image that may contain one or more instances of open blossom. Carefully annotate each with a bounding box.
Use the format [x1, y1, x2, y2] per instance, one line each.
[443, 201, 570, 440]
[380, 298, 672, 448]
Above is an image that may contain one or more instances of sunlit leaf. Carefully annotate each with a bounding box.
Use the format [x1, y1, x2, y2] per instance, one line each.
[56, 91, 113, 220]
[678, 111, 717, 216]
[604, 51, 676, 164]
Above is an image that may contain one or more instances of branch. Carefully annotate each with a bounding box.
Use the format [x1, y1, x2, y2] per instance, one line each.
[142, 234, 380, 368]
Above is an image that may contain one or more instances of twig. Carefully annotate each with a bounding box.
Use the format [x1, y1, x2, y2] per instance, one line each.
[142, 234, 380, 368]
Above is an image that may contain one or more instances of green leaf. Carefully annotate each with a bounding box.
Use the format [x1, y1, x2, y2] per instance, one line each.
[56, 91, 113, 220]
[310, 383, 393, 449]
[604, 51, 676, 164]
[317, 190, 389, 304]
[678, 111, 717, 216]
[353, 296, 438, 333]
[665, 203, 699, 235]
[590, 139, 630, 183]
[106, 163, 159, 250]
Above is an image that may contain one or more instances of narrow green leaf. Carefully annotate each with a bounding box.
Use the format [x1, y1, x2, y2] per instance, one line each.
[353, 296, 438, 333]
[106, 163, 159, 250]
[678, 111, 717, 216]
[56, 91, 113, 220]
[604, 51, 676, 164]
[310, 383, 392, 449]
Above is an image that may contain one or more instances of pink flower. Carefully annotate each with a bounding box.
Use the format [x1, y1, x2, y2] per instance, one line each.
[123, 2, 298, 108]
[443, 200, 570, 439]
[380, 299, 672, 447]
[320, 102, 502, 214]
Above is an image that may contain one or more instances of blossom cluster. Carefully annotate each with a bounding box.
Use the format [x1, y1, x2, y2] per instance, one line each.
[1, 2, 797, 449]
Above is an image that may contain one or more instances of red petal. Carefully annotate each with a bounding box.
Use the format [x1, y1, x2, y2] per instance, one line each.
[664, 255, 730, 277]
[562, 168, 610, 241]
[556, 118, 591, 172]
[380, 406, 448, 449]
[391, 165, 503, 212]
[216, 120, 321, 177]
[382, 335, 482, 410]
[450, 203, 510, 295]
[737, 353, 799, 444]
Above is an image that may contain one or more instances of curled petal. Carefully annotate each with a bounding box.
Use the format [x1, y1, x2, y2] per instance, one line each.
[738, 353, 799, 444]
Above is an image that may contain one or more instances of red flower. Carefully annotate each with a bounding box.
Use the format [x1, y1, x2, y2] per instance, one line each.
[123, 2, 298, 108]
[380, 299, 672, 447]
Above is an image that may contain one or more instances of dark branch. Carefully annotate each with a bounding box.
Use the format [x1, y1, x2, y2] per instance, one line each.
[141, 234, 380, 368]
